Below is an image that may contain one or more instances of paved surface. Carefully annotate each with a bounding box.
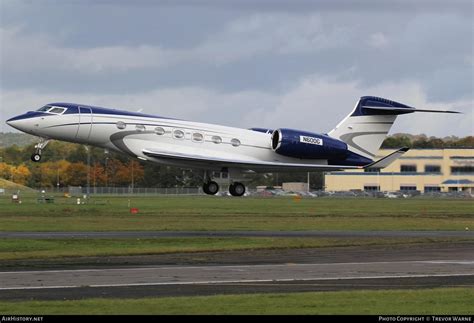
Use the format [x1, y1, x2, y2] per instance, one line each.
[4, 276, 474, 301]
[0, 242, 473, 300]
[2, 260, 473, 289]
[1, 230, 473, 239]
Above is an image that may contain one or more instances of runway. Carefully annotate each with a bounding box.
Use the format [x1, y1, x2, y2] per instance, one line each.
[2, 260, 473, 290]
[1, 242, 473, 300]
[1, 230, 473, 239]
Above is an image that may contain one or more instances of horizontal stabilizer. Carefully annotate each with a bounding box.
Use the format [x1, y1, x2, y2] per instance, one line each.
[362, 106, 461, 115]
[364, 147, 409, 169]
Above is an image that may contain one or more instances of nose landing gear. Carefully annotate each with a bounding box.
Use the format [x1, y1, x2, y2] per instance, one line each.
[31, 138, 50, 163]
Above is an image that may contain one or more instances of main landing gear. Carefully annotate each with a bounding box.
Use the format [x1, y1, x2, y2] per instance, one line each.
[203, 181, 219, 195]
[31, 138, 50, 162]
[229, 182, 246, 197]
[202, 169, 247, 197]
[202, 180, 246, 197]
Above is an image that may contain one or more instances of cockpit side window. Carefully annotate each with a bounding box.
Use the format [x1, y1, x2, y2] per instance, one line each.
[49, 107, 67, 114]
[37, 105, 52, 112]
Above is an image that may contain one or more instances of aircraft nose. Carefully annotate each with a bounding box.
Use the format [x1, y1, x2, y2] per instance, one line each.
[6, 116, 17, 127]
[6, 114, 30, 131]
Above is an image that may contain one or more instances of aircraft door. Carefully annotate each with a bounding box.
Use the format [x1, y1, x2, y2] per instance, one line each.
[76, 106, 93, 140]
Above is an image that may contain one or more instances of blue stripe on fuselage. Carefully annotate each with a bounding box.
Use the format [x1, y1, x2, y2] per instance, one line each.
[50, 103, 177, 120]
[6, 111, 50, 122]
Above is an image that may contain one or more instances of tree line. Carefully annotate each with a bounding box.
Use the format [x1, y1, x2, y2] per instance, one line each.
[0, 134, 472, 189]
[381, 134, 473, 149]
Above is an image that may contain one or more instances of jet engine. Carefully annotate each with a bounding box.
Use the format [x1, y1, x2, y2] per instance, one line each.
[271, 128, 348, 159]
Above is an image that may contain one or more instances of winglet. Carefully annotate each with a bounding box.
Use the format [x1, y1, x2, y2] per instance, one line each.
[364, 147, 409, 169]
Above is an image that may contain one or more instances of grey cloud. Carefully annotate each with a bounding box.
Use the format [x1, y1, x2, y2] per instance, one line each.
[47, 0, 473, 13]
[1, 1, 472, 137]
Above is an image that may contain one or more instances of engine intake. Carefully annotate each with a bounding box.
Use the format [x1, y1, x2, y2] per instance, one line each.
[271, 128, 348, 160]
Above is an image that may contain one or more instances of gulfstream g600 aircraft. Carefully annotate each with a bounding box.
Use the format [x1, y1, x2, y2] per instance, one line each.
[6, 96, 458, 196]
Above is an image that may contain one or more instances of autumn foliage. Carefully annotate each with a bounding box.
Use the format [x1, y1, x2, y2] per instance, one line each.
[0, 134, 472, 189]
[0, 142, 145, 188]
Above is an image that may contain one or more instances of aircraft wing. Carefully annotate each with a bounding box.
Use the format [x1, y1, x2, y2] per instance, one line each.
[142, 149, 361, 172]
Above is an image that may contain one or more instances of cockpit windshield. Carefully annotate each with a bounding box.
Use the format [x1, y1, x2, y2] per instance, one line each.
[49, 107, 66, 114]
[37, 105, 52, 112]
[36, 105, 67, 115]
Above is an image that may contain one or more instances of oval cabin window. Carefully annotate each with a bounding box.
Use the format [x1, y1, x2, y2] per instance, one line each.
[231, 138, 241, 147]
[173, 129, 185, 139]
[211, 136, 222, 144]
[192, 133, 204, 142]
[116, 121, 126, 129]
[155, 127, 165, 135]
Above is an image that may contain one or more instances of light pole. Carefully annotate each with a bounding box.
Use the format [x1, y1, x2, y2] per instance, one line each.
[84, 145, 90, 198]
[131, 160, 134, 194]
[307, 172, 310, 191]
[56, 168, 59, 193]
[104, 150, 109, 193]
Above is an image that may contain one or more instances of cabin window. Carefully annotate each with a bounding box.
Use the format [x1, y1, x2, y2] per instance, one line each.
[116, 121, 126, 129]
[136, 124, 145, 132]
[49, 107, 66, 114]
[192, 133, 204, 142]
[155, 127, 165, 135]
[211, 136, 222, 144]
[231, 138, 241, 147]
[173, 129, 185, 139]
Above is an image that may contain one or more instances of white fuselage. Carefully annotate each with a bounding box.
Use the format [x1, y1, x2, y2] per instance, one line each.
[10, 108, 328, 171]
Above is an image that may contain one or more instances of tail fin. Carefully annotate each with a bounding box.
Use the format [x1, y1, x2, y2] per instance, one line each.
[328, 96, 459, 159]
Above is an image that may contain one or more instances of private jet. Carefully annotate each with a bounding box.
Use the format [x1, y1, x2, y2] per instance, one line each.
[5, 96, 458, 196]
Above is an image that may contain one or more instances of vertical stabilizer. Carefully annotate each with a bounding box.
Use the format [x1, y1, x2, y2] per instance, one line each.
[328, 96, 415, 159]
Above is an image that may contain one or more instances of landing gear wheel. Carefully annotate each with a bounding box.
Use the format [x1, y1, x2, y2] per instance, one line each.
[203, 181, 219, 195]
[202, 183, 210, 195]
[229, 182, 245, 197]
[31, 138, 50, 163]
[31, 153, 41, 162]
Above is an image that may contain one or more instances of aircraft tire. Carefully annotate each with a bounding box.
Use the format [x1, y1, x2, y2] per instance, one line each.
[31, 154, 41, 162]
[230, 182, 245, 197]
[203, 181, 219, 195]
[202, 183, 210, 195]
[229, 184, 236, 196]
[207, 181, 219, 195]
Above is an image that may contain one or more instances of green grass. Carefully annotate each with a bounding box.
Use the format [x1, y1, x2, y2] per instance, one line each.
[2, 237, 470, 260]
[0, 196, 473, 232]
[1, 288, 472, 314]
[0, 178, 36, 192]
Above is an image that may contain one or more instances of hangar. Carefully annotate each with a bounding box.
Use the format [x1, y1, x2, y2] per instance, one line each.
[325, 148, 474, 194]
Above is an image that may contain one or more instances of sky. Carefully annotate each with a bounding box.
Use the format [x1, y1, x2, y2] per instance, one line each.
[0, 0, 473, 137]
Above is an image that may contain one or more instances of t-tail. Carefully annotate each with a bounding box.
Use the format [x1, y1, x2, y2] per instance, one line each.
[328, 96, 460, 163]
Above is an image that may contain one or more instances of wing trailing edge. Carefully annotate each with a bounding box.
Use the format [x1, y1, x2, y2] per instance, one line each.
[142, 149, 361, 173]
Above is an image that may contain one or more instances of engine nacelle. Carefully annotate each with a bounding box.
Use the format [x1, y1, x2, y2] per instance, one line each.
[271, 128, 348, 160]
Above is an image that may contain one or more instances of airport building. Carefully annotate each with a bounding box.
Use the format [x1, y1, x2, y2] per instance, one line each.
[325, 148, 474, 193]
